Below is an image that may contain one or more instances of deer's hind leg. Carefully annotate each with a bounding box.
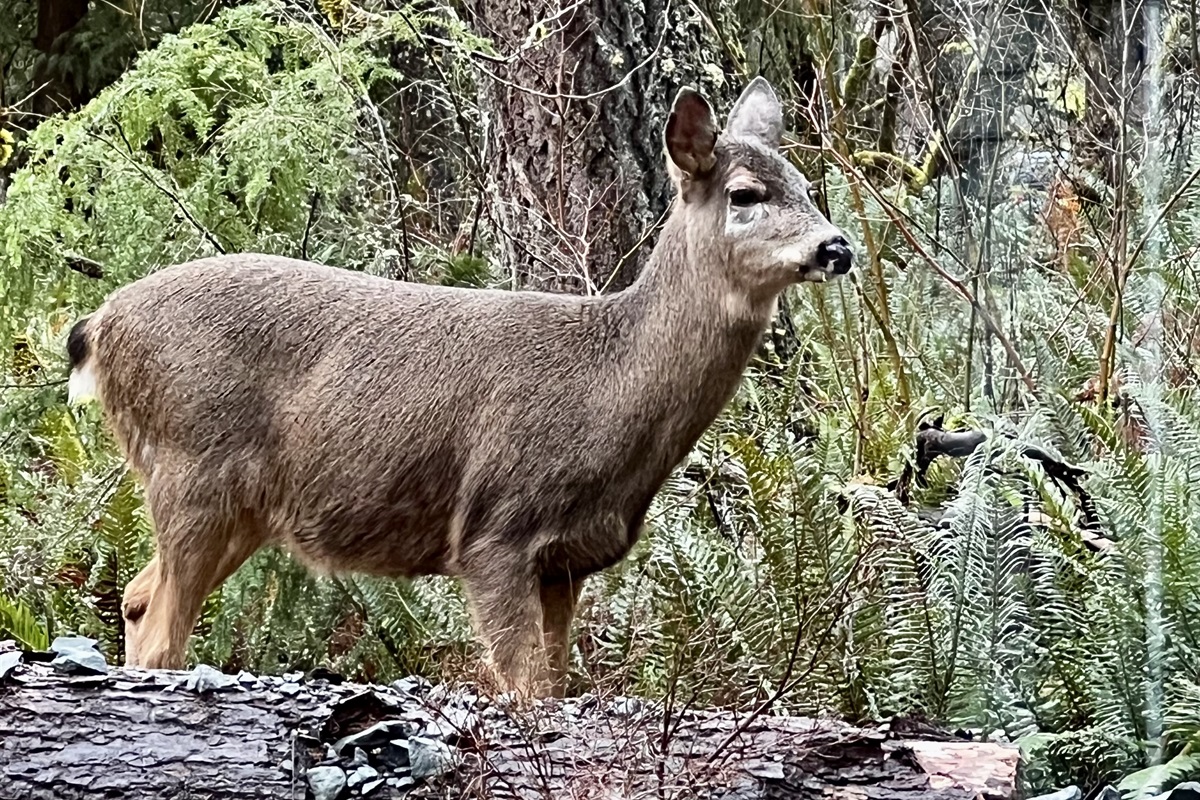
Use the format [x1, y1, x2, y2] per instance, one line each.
[124, 477, 264, 670]
[126, 520, 263, 670]
[122, 554, 160, 665]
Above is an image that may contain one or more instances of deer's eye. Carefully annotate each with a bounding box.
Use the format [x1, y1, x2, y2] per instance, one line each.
[728, 187, 765, 207]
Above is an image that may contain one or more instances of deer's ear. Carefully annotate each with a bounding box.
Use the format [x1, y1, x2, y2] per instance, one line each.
[665, 87, 718, 178]
[725, 77, 783, 149]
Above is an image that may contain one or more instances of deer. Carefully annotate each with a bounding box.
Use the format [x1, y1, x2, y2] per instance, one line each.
[65, 77, 853, 699]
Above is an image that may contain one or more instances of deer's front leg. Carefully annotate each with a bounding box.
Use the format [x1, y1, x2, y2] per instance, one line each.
[541, 577, 584, 698]
[463, 558, 550, 699]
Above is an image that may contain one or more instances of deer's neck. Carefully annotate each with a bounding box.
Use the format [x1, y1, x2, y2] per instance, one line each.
[611, 213, 774, 465]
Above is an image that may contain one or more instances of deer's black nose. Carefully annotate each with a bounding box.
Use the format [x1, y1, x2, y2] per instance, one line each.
[817, 236, 853, 274]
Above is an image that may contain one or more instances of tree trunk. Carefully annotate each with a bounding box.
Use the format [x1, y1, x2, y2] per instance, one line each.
[463, 0, 736, 294]
[32, 0, 89, 116]
[0, 660, 1020, 799]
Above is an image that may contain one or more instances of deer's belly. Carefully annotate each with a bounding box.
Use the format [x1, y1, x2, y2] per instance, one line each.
[276, 502, 455, 578]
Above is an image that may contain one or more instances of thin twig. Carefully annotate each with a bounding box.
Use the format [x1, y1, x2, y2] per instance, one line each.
[93, 123, 226, 254]
[0, 378, 67, 390]
[300, 192, 320, 261]
[1121, 158, 1200, 277]
[705, 546, 872, 766]
[829, 148, 1041, 397]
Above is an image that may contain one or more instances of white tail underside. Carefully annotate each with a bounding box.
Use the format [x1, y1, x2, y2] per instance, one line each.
[68, 361, 98, 404]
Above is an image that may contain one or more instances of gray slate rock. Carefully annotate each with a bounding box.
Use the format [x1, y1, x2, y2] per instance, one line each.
[444, 707, 479, 731]
[1170, 782, 1200, 800]
[48, 635, 107, 676]
[0, 650, 21, 681]
[347, 765, 379, 789]
[185, 664, 239, 694]
[1027, 787, 1081, 800]
[567, 693, 598, 715]
[333, 719, 413, 756]
[361, 777, 385, 796]
[408, 736, 454, 780]
[610, 697, 643, 717]
[744, 760, 785, 780]
[50, 635, 98, 653]
[307, 765, 347, 800]
[50, 648, 107, 676]
[392, 675, 431, 695]
[375, 739, 411, 770]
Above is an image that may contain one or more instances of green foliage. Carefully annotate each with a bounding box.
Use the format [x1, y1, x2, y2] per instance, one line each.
[0, 2, 386, 354]
[0, 593, 48, 650]
[0, 0, 236, 128]
[440, 253, 491, 288]
[1119, 753, 1200, 799]
[1020, 729, 1143, 794]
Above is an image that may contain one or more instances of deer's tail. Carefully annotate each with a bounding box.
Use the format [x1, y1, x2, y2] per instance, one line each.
[67, 312, 102, 404]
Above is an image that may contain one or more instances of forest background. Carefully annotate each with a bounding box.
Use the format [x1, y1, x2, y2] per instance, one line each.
[2, 0, 1198, 795]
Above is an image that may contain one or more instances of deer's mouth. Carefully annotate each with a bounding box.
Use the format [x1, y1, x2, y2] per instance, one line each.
[799, 266, 836, 282]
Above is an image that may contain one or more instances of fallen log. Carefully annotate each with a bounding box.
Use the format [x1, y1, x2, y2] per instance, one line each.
[0, 652, 1020, 800]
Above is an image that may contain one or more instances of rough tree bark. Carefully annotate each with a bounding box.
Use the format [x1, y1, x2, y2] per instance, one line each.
[31, 0, 90, 117]
[0, 660, 1020, 800]
[462, 0, 736, 294]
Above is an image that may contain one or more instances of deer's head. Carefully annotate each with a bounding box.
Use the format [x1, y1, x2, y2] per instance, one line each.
[665, 77, 853, 297]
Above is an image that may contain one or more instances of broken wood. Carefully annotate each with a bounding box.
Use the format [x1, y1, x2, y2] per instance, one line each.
[0, 658, 1020, 799]
[889, 413, 1100, 536]
[890, 413, 989, 504]
[65, 254, 105, 279]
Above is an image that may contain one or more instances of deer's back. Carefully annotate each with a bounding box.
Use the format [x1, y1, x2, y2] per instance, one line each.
[90, 254, 655, 577]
